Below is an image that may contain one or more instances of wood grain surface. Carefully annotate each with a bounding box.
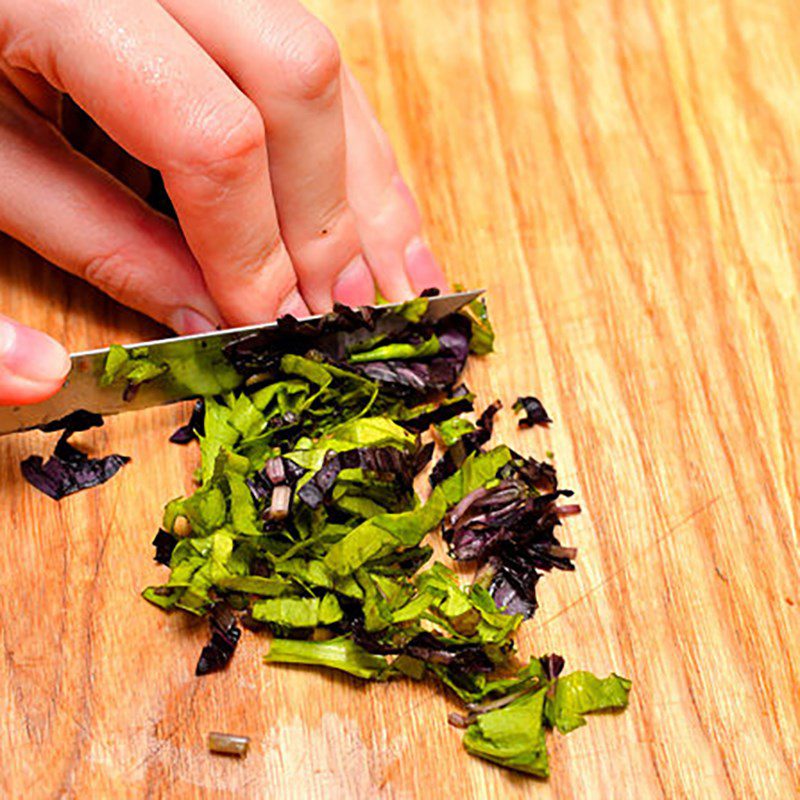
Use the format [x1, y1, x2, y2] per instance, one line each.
[1, 0, 798, 797]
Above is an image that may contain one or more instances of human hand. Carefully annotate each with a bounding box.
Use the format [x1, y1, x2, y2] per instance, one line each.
[0, 0, 447, 403]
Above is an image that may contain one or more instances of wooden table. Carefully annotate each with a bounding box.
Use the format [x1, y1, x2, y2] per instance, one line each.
[1, 1, 798, 797]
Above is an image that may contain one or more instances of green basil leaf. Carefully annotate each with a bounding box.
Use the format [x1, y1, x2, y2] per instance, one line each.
[252, 594, 343, 628]
[324, 491, 446, 576]
[264, 637, 390, 680]
[348, 336, 440, 364]
[436, 417, 476, 447]
[438, 446, 512, 506]
[546, 671, 632, 734]
[463, 689, 549, 777]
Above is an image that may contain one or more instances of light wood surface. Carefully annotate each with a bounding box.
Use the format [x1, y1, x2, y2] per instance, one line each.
[1, 1, 798, 797]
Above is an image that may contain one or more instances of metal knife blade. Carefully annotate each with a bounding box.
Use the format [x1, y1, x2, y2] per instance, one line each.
[0, 289, 482, 435]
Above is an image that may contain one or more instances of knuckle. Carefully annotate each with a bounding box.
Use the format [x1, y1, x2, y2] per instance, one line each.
[215, 238, 299, 323]
[314, 198, 350, 238]
[82, 249, 140, 302]
[231, 230, 286, 282]
[178, 97, 265, 181]
[276, 21, 341, 102]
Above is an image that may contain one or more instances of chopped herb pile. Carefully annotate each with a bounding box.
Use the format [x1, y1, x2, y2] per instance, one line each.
[124, 293, 630, 777]
[21, 410, 130, 499]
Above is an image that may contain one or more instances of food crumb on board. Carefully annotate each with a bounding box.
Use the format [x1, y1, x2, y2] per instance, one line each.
[208, 731, 249, 757]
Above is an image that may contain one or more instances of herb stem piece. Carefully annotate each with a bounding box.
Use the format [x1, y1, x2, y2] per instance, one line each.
[208, 731, 249, 756]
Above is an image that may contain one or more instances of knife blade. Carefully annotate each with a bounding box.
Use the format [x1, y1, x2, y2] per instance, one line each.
[0, 289, 482, 435]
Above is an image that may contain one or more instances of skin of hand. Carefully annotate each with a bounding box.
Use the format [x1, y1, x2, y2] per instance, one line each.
[0, 0, 447, 406]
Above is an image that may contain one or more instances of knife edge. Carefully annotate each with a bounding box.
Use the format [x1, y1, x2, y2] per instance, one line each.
[0, 290, 483, 435]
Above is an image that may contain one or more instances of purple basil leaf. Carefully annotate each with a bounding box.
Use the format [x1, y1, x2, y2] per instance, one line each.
[23, 411, 130, 500]
[399, 392, 474, 433]
[152, 529, 177, 565]
[38, 409, 104, 433]
[540, 653, 565, 681]
[223, 304, 377, 376]
[360, 316, 471, 398]
[489, 566, 540, 618]
[513, 396, 552, 428]
[21, 435, 130, 500]
[196, 606, 241, 676]
[296, 446, 417, 510]
[170, 399, 205, 444]
[403, 632, 495, 674]
[413, 441, 435, 475]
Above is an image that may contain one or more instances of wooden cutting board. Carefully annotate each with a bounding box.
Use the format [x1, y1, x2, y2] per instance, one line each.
[1, 1, 798, 797]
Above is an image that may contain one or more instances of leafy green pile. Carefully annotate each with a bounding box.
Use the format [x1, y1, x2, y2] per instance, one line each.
[120, 294, 629, 777]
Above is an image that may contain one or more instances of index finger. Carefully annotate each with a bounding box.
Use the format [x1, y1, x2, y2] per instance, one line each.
[4, 0, 307, 323]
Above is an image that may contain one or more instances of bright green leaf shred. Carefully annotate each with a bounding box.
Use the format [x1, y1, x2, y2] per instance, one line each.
[464, 688, 551, 777]
[265, 637, 390, 680]
[546, 671, 632, 734]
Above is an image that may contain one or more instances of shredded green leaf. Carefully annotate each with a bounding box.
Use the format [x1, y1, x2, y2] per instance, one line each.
[455, 286, 495, 355]
[436, 417, 476, 447]
[546, 671, 632, 734]
[324, 491, 446, 576]
[438, 446, 512, 505]
[101, 344, 167, 387]
[348, 336, 440, 364]
[265, 637, 390, 680]
[252, 594, 343, 628]
[464, 688, 550, 777]
[462, 666, 631, 776]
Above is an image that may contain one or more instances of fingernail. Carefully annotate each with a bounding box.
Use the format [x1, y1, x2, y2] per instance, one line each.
[333, 255, 376, 307]
[404, 238, 449, 294]
[170, 308, 219, 334]
[277, 289, 310, 319]
[0, 319, 70, 383]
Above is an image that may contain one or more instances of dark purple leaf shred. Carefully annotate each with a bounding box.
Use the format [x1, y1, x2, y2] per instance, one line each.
[170, 399, 205, 444]
[413, 441, 436, 475]
[540, 653, 565, 681]
[196, 605, 241, 676]
[296, 446, 418, 510]
[21, 412, 130, 500]
[39, 409, 104, 433]
[513, 396, 552, 428]
[440, 449, 577, 619]
[402, 632, 495, 674]
[360, 316, 471, 399]
[152, 529, 177, 565]
[399, 386, 475, 433]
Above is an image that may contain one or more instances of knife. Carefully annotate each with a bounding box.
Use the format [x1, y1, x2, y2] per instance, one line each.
[0, 289, 482, 436]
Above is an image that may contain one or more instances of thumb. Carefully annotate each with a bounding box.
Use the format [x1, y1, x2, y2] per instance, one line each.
[0, 315, 71, 405]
